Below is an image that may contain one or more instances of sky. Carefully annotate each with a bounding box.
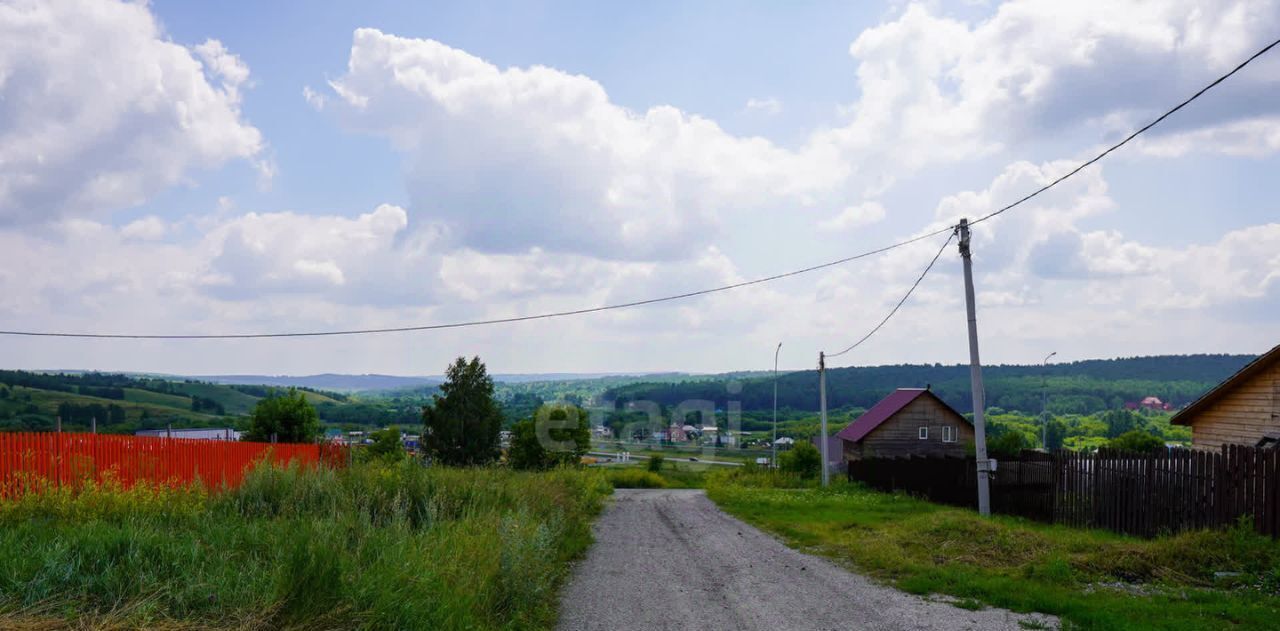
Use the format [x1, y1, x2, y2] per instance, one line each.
[1, 0, 1278, 376]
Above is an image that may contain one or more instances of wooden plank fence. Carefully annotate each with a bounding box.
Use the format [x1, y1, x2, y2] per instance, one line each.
[849, 444, 1280, 539]
[0, 431, 347, 497]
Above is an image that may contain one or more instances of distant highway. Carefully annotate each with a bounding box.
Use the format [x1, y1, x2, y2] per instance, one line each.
[587, 451, 743, 467]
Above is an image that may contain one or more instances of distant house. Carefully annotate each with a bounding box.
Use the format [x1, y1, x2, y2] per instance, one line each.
[135, 427, 240, 441]
[1172, 343, 1280, 449]
[835, 388, 973, 461]
[1125, 396, 1174, 411]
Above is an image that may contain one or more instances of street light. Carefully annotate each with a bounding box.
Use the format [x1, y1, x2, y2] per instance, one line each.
[772, 342, 782, 469]
[1041, 351, 1057, 449]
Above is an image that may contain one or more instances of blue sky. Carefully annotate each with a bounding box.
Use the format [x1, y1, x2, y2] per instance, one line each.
[1, 0, 1278, 375]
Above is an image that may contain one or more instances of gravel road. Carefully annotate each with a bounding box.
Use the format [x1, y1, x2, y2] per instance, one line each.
[557, 489, 1057, 630]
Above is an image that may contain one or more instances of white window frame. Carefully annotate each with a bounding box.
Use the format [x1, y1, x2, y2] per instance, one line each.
[943, 425, 957, 443]
[918, 426, 928, 440]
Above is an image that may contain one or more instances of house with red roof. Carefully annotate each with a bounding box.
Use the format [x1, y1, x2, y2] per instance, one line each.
[835, 388, 974, 461]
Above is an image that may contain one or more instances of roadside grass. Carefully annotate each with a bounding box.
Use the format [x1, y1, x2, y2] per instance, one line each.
[603, 462, 709, 489]
[605, 469, 668, 489]
[0, 461, 611, 630]
[706, 471, 1280, 630]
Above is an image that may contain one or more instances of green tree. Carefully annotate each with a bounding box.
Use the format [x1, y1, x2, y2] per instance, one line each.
[422, 357, 502, 466]
[1107, 429, 1165, 453]
[646, 454, 665, 473]
[1044, 418, 1067, 451]
[780, 442, 821, 479]
[506, 403, 590, 470]
[987, 431, 1033, 458]
[243, 389, 320, 443]
[1100, 409, 1142, 438]
[506, 420, 546, 470]
[364, 426, 406, 463]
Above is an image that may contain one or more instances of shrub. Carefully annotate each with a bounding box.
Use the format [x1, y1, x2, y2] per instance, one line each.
[646, 454, 664, 472]
[987, 431, 1033, 458]
[1107, 429, 1165, 453]
[364, 426, 406, 463]
[779, 442, 821, 479]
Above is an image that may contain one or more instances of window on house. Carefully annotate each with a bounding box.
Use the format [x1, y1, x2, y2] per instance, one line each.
[918, 426, 928, 440]
[943, 425, 957, 443]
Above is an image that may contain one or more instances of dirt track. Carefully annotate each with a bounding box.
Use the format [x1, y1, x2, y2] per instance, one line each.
[556, 489, 1057, 630]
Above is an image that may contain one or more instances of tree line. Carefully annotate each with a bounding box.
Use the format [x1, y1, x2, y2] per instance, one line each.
[602, 354, 1252, 416]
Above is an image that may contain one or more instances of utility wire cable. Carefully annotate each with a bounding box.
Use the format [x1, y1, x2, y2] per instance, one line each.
[969, 35, 1280, 227]
[825, 231, 955, 360]
[821, 35, 1280, 363]
[0, 227, 955, 339]
[3, 35, 1275, 341]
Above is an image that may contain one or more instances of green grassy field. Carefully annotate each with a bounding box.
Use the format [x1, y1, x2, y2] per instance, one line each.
[2, 386, 218, 424]
[0, 462, 610, 630]
[169, 382, 262, 415]
[299, 390, 343, 405]
[121, 387, 194, 409]
[706, 471, 1280, 630]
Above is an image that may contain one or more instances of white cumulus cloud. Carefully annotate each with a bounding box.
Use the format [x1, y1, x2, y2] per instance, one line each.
[0, 0, 264, 224]
[321, 28, 846, 260]
[819, 201, 887, 231]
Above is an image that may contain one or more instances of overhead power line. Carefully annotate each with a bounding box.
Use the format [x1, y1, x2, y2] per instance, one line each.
[815, 34, 1280, 363]
[2, 34, 1275, 341]
[0, 228, 954, 340]
[970, 35, 1280, 227]
[826, 231, 955, 360]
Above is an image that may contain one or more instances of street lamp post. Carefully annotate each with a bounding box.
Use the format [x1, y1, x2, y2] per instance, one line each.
[772, 342, 782, 468]
[1042, 351, 1057, 449]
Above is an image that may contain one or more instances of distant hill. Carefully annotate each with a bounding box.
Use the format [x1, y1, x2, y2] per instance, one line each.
[197, 373, 441, 392]
[601, 354, 1256, 416]
[194, 371, 677, 391]
[0, 370, 366, 433]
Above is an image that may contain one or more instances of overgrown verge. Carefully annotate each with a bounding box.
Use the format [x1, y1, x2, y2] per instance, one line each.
[603, 463, 707, 489]
[0, 462, 611, 630]
[706, 471, 1280, 630]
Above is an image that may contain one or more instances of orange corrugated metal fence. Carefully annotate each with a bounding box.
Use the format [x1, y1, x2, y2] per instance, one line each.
[0, 431, 347, 497]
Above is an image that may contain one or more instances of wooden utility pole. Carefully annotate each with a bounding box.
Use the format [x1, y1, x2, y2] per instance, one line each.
[819, 351, 830, 487]
[958, 218, 992, 516]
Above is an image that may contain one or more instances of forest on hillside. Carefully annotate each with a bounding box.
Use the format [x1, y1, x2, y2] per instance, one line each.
[601, 354, 1253, 416]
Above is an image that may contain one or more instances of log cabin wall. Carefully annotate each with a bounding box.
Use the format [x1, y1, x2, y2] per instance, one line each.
[1188, 360, 1280, 449]
[849, 394, 973, 460]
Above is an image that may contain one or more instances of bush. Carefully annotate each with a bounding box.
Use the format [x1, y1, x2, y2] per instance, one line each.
[646, 454, 664, 472]
[1107, 429, 1165, 453]
[607, 469, 668, 489]
[987, 431, 1033, 458]
[779, 442, 821, 479]
[363, 426, 406, 463]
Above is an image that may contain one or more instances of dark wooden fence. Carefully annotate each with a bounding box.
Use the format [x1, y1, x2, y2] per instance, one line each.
[848, 445, 1280, 538]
